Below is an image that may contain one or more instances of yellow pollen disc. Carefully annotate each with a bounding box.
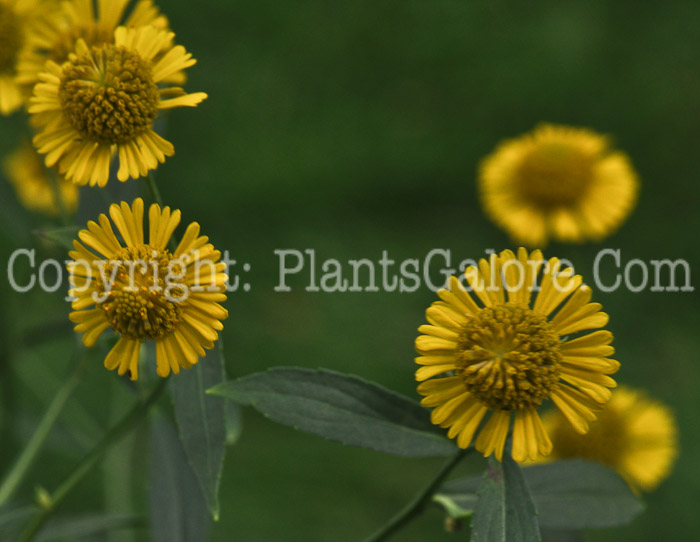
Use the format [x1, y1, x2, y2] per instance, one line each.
[97, 244, 186, 340]
[456, 302, 561, 411]
[517, 142, 594, 206]
[58, 44, 159, 144]
[0, 4, 22, 73]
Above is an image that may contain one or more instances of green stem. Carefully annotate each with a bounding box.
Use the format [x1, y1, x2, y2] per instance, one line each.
[145, 172, 165, 208]
[0, 284, 17, 471]
[0, 349, 88, 506]
[96, 183, 113, 208]
[48, 171, 70, 227]
[18, 378, 168, 542]
[145, 172, 178, 251]
[363, 449, 470, 542]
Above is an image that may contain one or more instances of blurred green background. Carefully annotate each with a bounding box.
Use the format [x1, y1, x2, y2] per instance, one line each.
[1, 0, 698, 540]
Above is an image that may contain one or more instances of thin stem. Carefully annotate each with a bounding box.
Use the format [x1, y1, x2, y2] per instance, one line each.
[363, 449, 470, 542]
[0, 285, 17, 472]
[96, 183, 113, 208]
[0, 348, 88, 506]
[48, 171, 70, 227]
[145, 172, 178, 251]
[18, 378, 168, 542]
[145, 171, 165, 208]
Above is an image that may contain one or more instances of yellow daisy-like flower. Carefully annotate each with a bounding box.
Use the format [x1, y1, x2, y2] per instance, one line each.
[68, 198, 228, 380]
[29, 25, 207, 187]
[478, 124, 639, 247]
[540, 386, 678, 493]
[16, 0, 171, 94]
[416, 247, 619, 462]
[0, 0, 47, 114]
[3, 141, 78, 216]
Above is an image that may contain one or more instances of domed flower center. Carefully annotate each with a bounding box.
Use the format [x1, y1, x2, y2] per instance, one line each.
[96, 244, 186, 340]
[456, 303, 561, 411]
[0, 5, 22, 73]
[550, 409, 626, 468]
[517, 143, 594, 206]
[58, 44, 159, 144]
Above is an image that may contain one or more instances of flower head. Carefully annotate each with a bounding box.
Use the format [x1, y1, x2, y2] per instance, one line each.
[540, 386, 678, 493]
[3, 141, 78, 216]
[416, 248, 619, 462]
[68, 198, 228, 380]
[29, 25, 206, 187]
[0, 0, 47, 114]
[16, 0, 171, 94]
[478, 124, 639, 247]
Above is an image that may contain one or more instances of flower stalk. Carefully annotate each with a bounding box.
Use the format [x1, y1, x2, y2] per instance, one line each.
[363, 449, 470, 542]
[146, 172, 178, 251]
[18, 378, 168, 542]
[48, 170, 71, 227]
[0, 347, 88, 506]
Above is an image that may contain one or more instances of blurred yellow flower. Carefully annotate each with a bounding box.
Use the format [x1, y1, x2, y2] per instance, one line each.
[478, 124, 639, 247]
[416, 247, 618, 462]
[3, 141, 78, 215]
[68, 198, 228, 380]
[16, 0, 172, 94]
[541, 386, 678, 493]
[29, 25, 207, 187]
[0, 0, 48, 114]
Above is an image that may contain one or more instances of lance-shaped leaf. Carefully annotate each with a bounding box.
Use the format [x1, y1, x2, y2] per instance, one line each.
[207, 367, 456, 457]
[469, 455, 541, 542]
[539, 530, 584, 542]
[519, 460, 644, 529]
[149, 417, 211, 542]
[170, 345, 227, 520]
[436, 460, 644, 530]
[0, 505, 36, 540]
[0, 505, 144, 541]
[37, 514, 144, 541]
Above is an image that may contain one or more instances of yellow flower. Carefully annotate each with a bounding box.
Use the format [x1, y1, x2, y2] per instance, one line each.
[29, 25, 207, 187]
[3, 141, 78, 216]
[68, 198, 228, 380]
[0, 0, 47, 114]
[540, 386, 678, 493]
[416, 247, 618, 462]
[16, 0, 171, 94]
[478, 124, 639, 247]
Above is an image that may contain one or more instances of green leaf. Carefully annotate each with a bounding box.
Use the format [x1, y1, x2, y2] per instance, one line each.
[207, 367, 456, 457]
[469, 456, 541, 542]
[520, 460, 644, 529]
[432, 493, 476, 520]
[540, 529, 584, 542]
[437, 460, 644, 531]
[149, 417, 211, 542]
[170, 345, 228, 520]
[433, 473, 481, 517]
[37, 514, 145, 541]
[0, 504, 36, 539]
